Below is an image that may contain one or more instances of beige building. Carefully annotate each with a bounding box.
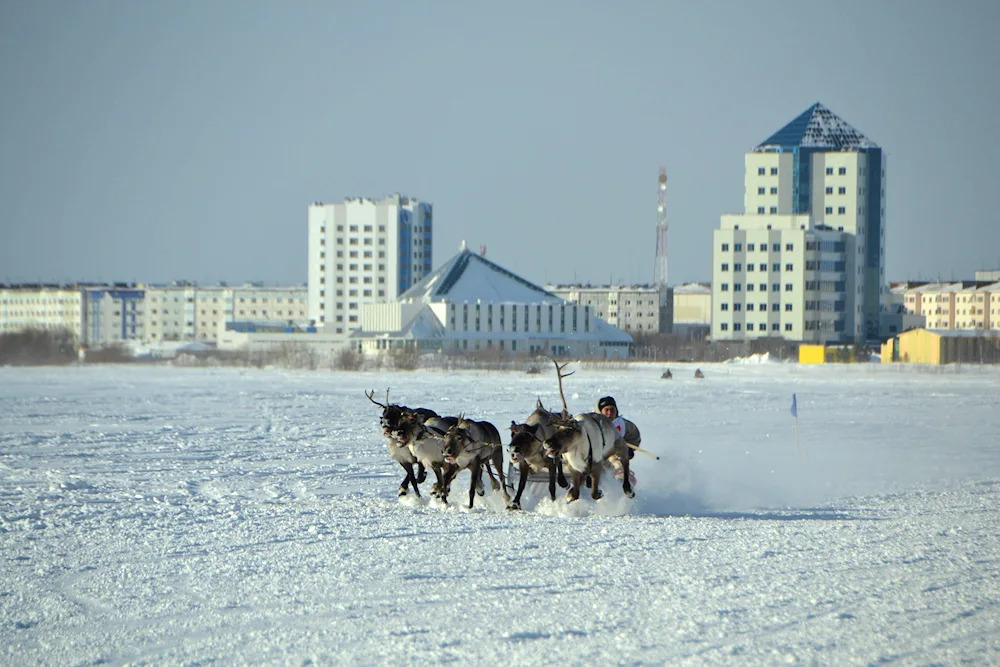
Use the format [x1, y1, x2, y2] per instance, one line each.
[901, 281, 1000, 331]
[144, 283, 308, 344]
[673, 282, 711, 331]
[545, 284, 672, 334]
[307, 194, 432, 336]
[0, 284, 84, 339]
[712, 103, 886, 343]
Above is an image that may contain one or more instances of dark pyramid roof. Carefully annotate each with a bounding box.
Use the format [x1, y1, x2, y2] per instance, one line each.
[399, 248, 561, 303]
[757, 102, 878, 150]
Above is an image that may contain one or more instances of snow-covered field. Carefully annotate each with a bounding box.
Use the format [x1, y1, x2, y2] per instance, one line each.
[2, 362, 998, 665]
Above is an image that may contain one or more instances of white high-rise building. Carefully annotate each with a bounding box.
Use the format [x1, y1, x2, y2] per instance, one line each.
[307, 194, 433, 335]
[711, 103, 887, 343]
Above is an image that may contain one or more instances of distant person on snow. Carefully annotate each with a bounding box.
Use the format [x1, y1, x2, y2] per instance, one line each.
[597, 396, 640, 485]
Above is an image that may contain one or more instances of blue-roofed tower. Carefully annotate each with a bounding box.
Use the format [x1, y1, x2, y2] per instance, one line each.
[711, 103, 887, 345]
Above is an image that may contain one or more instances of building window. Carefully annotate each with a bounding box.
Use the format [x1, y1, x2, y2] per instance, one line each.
[734, 303, 742, 311]
[748, 265, 755, 273]
[721, 283, 729, 292]
[785, 243, 793, 251]
[721, 243, 730, 251]
[826, 167, 833, 175]
[747, 304, 754, 311]
[785, 323, 793, 331]
[770, 187, 777, 195]
[758, 167, 766, 175]
[838, 187, 846, 195]
[759, 283, 767, 291]
[735, 243, 742, 251]
[747, 323, 754, 331]
[757, 207, 766, 214]
[734, 323, 742, 331]
[825, 186, 833, 194]
[721, 263, 729, 272]
[772, 243, 779, 251]
[747, 243, 755, 251]
[721, 303, 729, 311]
[772, 303, 780, 312]
[734, 263, 742, 271]
[769, 206, 777, 214]
[838, 206, 846, 214]
[785, 284, 793, 292]
[757, 187, 765, 195]
[770, 167, 778, 175]
[759, 264, 766, 272]
[825, 206, 833, 214]
[773, 263, 780, 271]
[734, 284, 742, 292]
[721, 323, 729, 331]
[838, 167, 847, 175]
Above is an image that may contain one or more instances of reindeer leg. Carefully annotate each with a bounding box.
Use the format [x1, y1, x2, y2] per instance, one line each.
[401, 462, 421, 498]
[556, 458, 569, 489]
[415, 462, 427, 484]
[441, 463, 458, 504]
[491, 446, 510, 503]
[468, 462, 483, 509]
[569, 470, 583, 502]
[590, 465, 604, 501]
[621, 448, 634, 499]
[547, 460, 557, 502]
[509, 460, 530, 510]
[430, 463, 446, 499]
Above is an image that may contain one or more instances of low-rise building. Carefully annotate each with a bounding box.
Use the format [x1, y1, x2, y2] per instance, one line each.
[353, 249, 632, 358]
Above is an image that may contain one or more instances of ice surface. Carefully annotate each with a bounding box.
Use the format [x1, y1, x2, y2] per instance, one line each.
[1, 363, 998, 664]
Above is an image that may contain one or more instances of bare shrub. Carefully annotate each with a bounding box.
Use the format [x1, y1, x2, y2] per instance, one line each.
[0, 328, 77, 366]
[334, 347, 364, 371]
[388, 346, 420, 371]
[84, 343, 133, 364]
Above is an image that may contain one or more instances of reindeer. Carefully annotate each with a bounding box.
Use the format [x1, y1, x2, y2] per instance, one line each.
[365, 389, 438, 497]
[507, 361, 576, 510]
[544, 411, 634, 502]
[441, 417, 510, 509]
[396, 414, 459, 501]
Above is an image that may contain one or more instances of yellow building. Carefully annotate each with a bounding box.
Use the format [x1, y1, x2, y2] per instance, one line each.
[881, 328, 1000, 364]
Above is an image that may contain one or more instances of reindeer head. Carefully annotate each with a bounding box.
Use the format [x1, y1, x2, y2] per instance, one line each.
[442, 418, 473, 464]
[543, 418, 581, 459]
[508, 421, 542, 463]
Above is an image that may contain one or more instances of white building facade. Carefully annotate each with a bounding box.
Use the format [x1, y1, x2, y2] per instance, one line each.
[712, 103, 887, 343]
[352, 249, 633, 359]
[307, 194, 432, 336]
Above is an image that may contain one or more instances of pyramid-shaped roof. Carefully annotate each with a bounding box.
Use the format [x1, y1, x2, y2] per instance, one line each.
[400, 249, 561, 304]
[756, 102, 878, 150]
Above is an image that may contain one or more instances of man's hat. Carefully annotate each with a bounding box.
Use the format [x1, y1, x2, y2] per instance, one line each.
[598, 396, 617, 411]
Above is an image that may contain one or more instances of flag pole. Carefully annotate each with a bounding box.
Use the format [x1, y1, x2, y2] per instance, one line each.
[791, 393, 801, 458]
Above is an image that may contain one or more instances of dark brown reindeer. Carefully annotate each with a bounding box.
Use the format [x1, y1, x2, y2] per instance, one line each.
[365, 389, 438, 497]
[507, 358, 576, 510]
[441, 416, 510, 509]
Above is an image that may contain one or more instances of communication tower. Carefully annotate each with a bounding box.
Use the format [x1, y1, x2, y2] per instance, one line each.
[653, 167, 669, 287]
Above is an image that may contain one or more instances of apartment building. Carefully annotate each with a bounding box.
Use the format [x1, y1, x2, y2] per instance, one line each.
[546, 284, 672, 334]
[0, 285, 84, 340]
[712, 102, 886, 343]
[307, 194, 432, 335]
[145, 283, 308, 344]
[901, 281, 1000, 330]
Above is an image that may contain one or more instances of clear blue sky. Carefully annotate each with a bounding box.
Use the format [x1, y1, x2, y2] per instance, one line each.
[2, 0, 998, 287]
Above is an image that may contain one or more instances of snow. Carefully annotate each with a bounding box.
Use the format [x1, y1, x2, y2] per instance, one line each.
[2, 363, 999, 664]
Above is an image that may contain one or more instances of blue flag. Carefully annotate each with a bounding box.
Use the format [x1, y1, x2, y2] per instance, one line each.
[790, 393, 798, 418]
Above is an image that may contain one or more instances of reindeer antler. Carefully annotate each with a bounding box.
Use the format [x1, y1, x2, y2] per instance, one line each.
[365, 389, 387, 408]
[550, 357, 574, 414]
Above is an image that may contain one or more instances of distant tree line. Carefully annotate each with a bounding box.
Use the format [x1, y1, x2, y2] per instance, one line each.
[0, 328, 78, 366]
